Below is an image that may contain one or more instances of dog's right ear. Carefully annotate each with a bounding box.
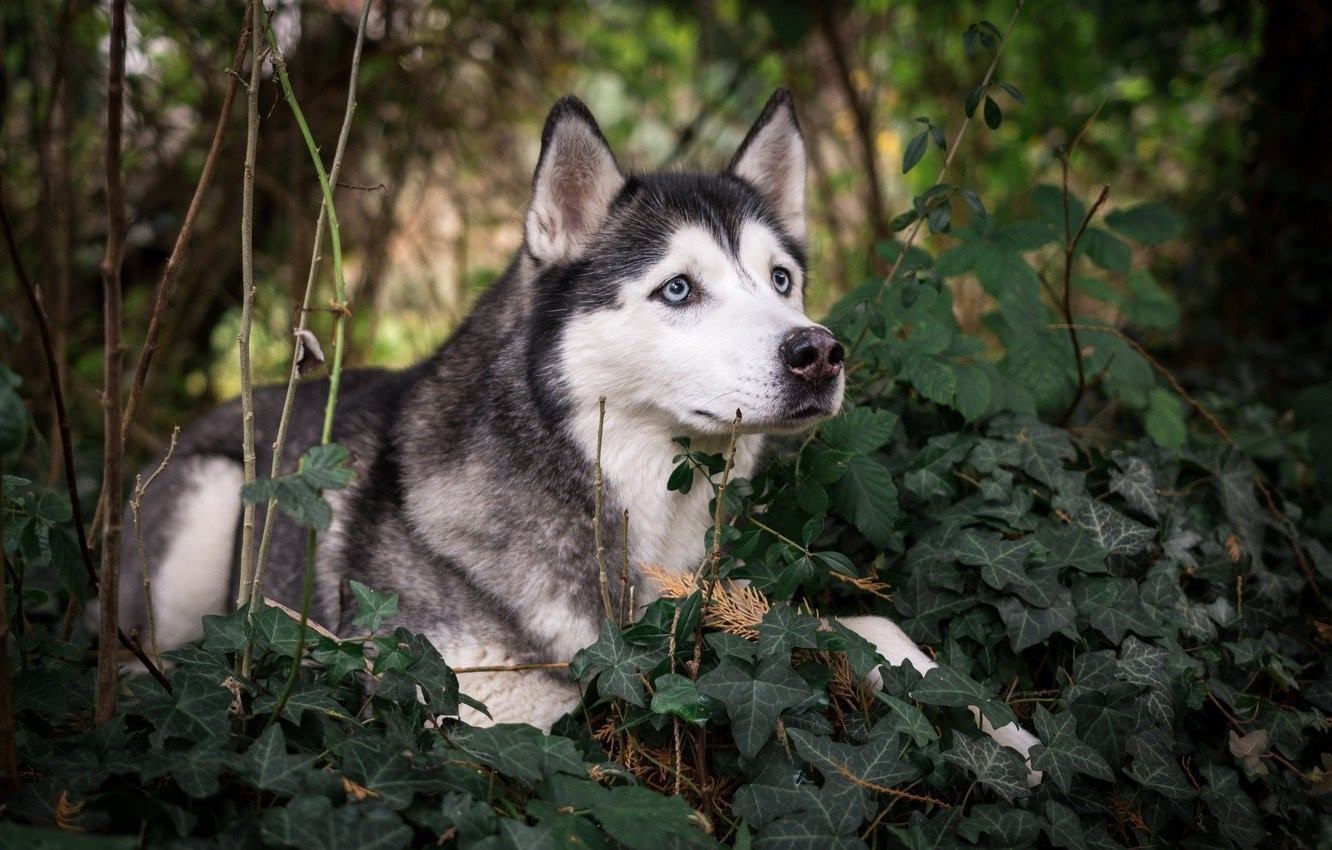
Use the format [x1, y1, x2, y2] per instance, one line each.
[524, 96, 625, 265]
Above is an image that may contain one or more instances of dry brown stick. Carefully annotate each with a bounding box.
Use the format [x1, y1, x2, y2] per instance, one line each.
[849, 0, 1025, 363]
[94, 0, 128, 724]
[619, 509, 631, 625]
[1057, 178, 1111, 425]
[1255, 475, 1322, 604]
[250, 0, 373, 606]
[594, 396, 613, 619]
[118, 4, 253, 456]
[130, 427, 181, 665]
[235, 0, 263, 612]
[0, 185, 171, 694]
[834, 761, 951, 808]
[452, 662, 572, 674]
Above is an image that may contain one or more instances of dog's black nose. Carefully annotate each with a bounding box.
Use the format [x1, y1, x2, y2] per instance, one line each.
[780, 327, 844, 384]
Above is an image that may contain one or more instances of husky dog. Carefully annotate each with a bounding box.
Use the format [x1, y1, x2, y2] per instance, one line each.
[120, 90, 1039, 777]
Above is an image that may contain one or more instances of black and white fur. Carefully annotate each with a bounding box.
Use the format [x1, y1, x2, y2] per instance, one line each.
[119, 91, 1040, 779]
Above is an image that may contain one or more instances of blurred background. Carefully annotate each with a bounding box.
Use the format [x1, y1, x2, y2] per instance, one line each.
[1, 0, 1328, 472]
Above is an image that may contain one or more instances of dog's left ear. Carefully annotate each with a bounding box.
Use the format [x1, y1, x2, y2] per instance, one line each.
[728, 89, 807, 244]
[525, 96, 625, 264]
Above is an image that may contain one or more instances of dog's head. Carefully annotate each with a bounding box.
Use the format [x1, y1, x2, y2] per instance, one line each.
[524, 90, 844, 436]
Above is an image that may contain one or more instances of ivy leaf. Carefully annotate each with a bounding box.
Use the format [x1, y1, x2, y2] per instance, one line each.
[909, 664, 1014, 728]
[312, 638, 368, 683]
[337, 738, 430, 810]
[1043, 800, 1088, 850]
[993, 595, 1075, 651]
[1077, 576, 1162, 643]
[954, 528, 1035, 590]
[1028, 705, 1114, 792]
[540, 773, 718, 849]
[650, 673, 716, 725]
[243, 726, 317, 797]
[260, 795, 412, 850]
[1035, 524, 1109, 573]
[142, 741, 232, 799]
[1199, 763, 1266, 848]
[944, 734, 1030, 801]
[252, 603, 304, 657]
[754, 782, 870, 850]
[958, 804, 1040, 845]
[874, 692, 937, 746]
[1125, 727, 1193, 799]
[757, 604, 820, 657]
[201, 605, 250, 654]
[145, 672, 233, 747]
[448, 724, 586, 784]
[1074, 501, 1154, 555]
[788, 725, 918, 788]
[1116, 636, 1173, 725]
[698, 656, 814, 758]
[570, 619, 667, 707]
[1109, 456, 1159, 519]
[349, 581, 399, 632]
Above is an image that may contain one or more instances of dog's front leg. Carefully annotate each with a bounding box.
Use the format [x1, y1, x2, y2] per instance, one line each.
[836, 615, 1043, 786]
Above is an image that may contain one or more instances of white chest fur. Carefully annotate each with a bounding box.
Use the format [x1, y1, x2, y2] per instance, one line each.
[572, 404, 761, 577]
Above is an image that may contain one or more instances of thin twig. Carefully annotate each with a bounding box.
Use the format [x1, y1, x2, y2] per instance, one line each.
[689, 410, 742, 820]
[249, 0, 371, 614]
[117, 6, 253, 466]
[695, 411, 744, 597]
[452, 662, 572, 674]
[0, 184, 171, 694]
[1058, 172, 1111, 425]
[262, 4, 369, 725]
[594, 396, 613, 620]
[234, 0, 264, 619]
[850, 0, 1026, 361]
[131, 427, 180, 665]
[94, 0, 129, 724]
[619, 509, 631, 625]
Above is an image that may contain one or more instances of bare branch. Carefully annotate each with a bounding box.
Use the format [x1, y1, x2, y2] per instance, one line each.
[94, 0, 128, 724]
[0, 185, 171, 694]
[249, 0, 372, 608]
[595, 396, 613, 620]
[118, 5, 253, 458]
[131, 427, 180, 665]
[235, 0, 264, 620]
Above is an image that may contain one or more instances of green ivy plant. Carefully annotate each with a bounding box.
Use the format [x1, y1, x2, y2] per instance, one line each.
[3, 13, 1330, 850]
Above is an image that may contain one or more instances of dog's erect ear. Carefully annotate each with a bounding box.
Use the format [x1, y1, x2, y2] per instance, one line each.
[728, 89, 807, 243]
[525, 96, 625, 264]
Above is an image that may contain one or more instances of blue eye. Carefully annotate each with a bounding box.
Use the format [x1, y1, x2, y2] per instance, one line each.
[772, 266, 792, 294]
[660, 275, 692, 305]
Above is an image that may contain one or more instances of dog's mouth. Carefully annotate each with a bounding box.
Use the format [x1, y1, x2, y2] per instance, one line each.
[689, 401, 837, 434]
